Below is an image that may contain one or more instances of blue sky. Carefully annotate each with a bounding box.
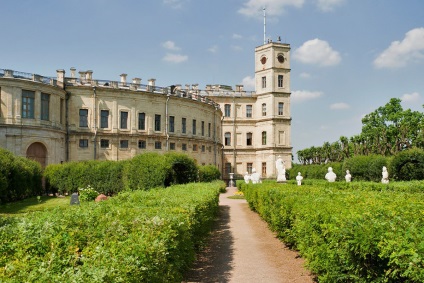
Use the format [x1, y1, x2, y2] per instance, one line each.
[2, 0, 424, 161]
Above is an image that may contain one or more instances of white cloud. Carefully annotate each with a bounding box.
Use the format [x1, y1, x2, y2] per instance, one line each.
[238, 0, 304, 18]
[292, 90, 323, 103]
[162, 41, 181, 51]
[401, 92, 421, 103]
[232, 33, 243, 39]
[299, 72, 311, 78]
[241, 76, 255, 90]
[208, 45, 219, 53]
[330, 102, 350, 110]
[374, 27, 424, 69]
[162, 53, 188, 63]
[316, 0, 346, 12]
[231, 45, 243, 51]
[293, 38, 341, 66]
[163, 0, 188, 9]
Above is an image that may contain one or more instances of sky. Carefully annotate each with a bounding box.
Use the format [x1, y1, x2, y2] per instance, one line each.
[2, 0, 424, 162]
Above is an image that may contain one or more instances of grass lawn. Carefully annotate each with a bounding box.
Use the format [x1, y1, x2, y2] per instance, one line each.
[0, 196, 70, 216]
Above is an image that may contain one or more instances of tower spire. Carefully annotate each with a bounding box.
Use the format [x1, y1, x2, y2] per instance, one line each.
[263, 7, 266, 45]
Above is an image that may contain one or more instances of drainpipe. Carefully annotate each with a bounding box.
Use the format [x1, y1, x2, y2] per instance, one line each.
[93, 86, 97, 160]
[165, 94, 170, 151]
[232, 95, 237, 175]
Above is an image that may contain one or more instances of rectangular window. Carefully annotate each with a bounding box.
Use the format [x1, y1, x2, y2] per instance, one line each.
[208, 123, 211, 137]
[155, 141, 162, 149]
[120, 140, 129, 148]
[192, 119, 197, 135]
[225, 132, 231, 146]
[278, 102, 284, 115]
[246, 105, 252, 118]
[155, 114, 161, 131]
[170, 142, 176, 150]
[262, 162, 267, 176]
[261, 76, 266, 88]
[201, 121, 205, 136]
[182, 118, 186, 134]
[247, 163, 253, 174]
[120, 111, 128, 129]
[138, 113, 145, 130]
[169, 116, 175, 133]
[138, 140, 146, 149]
[193, 144, 198, 151]
[182, 143, 187, 151]
[100, 110, 109, 128]
[278, 75, 284, 88]
[262, 131, 267, 145]
[41, 93, 50, 121]
[22, 90, 35, 118]
[208, 146, 212, 152]
[246, 132, 252, 146]
[100, 139, 109, 148]
[201, 145, 205, 152]
[224, 104, 231, 117]
[79, 139, 88, 148]
[262, 103, 266, 116]
[79, 109, 88, 127]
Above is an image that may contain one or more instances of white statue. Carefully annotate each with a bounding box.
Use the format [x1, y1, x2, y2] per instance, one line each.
[325, 167, 337, 182]
[250, 168, 262, 184]
[296, 172, 303, 186]
[275, 155, 286, 182]
[244, 172, 250, 184]
[382, 166, 389, 184]
[345, 170, 352, 182]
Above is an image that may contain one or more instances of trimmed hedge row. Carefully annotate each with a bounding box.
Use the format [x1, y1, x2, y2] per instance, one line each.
[290, 149, 424, 182]
[0, 148, 43, 203]
[242, 181, 424, 282]
[45, 152, 221, 196]
[0, 182, 223, 282]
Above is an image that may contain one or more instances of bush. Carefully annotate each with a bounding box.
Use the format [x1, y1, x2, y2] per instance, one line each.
[78, 185, 99, 202]
[390, 148, 424, 181]
[123, 152, 167, 191]
[342, 155, 390, 182]
[288, 162, 343, 181]
[164, 152, 198, 186]
[198, 164, 221, 182]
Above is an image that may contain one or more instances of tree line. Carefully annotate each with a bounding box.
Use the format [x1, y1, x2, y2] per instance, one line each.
[297, 98, 424, 165]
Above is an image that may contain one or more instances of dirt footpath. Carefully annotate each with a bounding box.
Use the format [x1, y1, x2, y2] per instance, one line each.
[183, 187, 315, 283]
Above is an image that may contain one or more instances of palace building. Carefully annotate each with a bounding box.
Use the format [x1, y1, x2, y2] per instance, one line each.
[0, 40, 292, 179]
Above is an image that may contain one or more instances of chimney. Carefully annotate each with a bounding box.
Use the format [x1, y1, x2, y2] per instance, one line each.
[86, 70, 93, 83]
[70, 67, 76, 78]
[131, 77, 141, 90]
[79, 71, 87, 84]
[148, 78, 156, 91]
[56, 69, 65, 87]
[236, 85, 244, 92]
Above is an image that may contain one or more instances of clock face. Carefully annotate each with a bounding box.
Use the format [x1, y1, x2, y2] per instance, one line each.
[277, 54, 285, 63]
[260, 56, 267, 64]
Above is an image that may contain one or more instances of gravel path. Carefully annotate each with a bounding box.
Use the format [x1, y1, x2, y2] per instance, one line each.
[183, 187, 315, 283]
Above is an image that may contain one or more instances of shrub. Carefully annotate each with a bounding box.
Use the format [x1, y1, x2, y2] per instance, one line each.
[342, 155, 390, 182]
[390, 148, 424, 181]
[123, 152, 167, 190]
[78, 185, 99, 202]
[198, 164, 221, 182]
[164, 152, 198, 186]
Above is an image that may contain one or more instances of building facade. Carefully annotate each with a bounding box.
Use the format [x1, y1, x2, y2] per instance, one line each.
[0, 40, 291, 179]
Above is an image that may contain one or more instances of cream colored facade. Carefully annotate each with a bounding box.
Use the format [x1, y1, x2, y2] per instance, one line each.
[206, 41, 292, 179]
[0, 41, 291, 179]
[0, 69, 223, 169]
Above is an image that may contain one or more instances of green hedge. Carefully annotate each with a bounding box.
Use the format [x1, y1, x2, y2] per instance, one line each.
[242, 181, 424, 282]
[0, 182, 222, 282]
[198, 164, 221, 182]
[0, 148, 42, 203]
[164, 152, 198, 186]
[390, 148, 424, 181]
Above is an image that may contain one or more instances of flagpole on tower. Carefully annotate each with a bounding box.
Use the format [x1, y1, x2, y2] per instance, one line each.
[263, 7, 266, 44]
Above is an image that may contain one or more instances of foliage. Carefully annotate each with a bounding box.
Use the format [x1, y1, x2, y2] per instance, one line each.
[123, 152, 168, 191]
[0, 196, 70, 215]
[0, 148, 42, 204]
[288, 162, 343, 180]
[164, 152, 198, 186]
[390, 148, 424, 181]
[242, 181, 424, 282]
[0, 182, 221, 282]
[297, 98, 424, 164]
[198, 164, 221, 182]
[342, 154, 390, 182]
[78, 185, 99, 202]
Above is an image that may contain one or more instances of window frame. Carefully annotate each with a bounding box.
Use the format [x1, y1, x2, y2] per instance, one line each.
[100, 110, 109, 128]
[246, 105, 252, 118]
[120, 111, 128, 129]
[41, 93, 50, 121]
[138, 112, 146, 130]
[79, 109, 89, 127]
[22, 90, 35, 119]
